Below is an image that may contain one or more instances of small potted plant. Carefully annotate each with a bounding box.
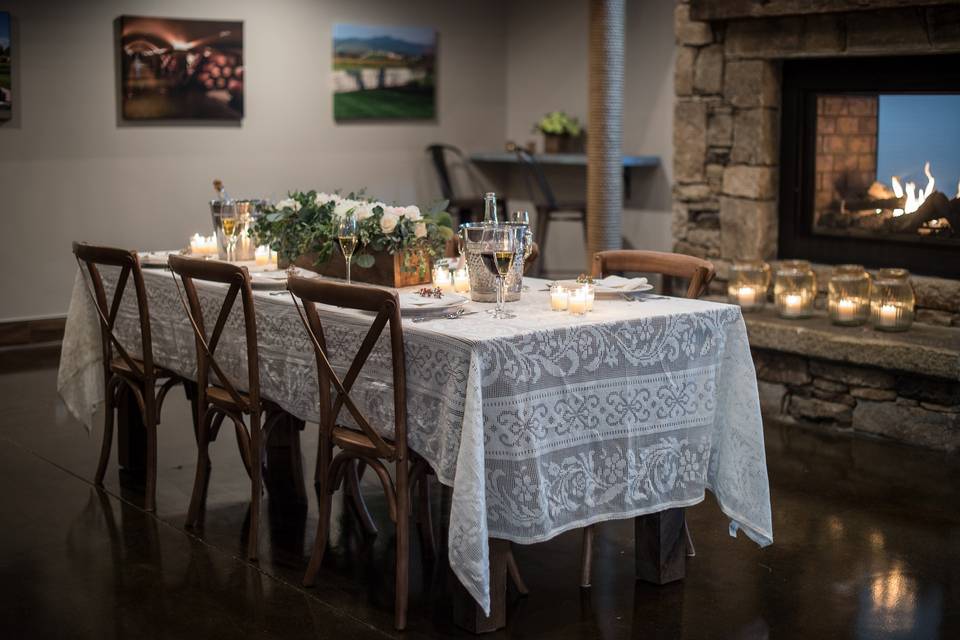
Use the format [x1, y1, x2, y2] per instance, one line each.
[532, 111, 583, 154]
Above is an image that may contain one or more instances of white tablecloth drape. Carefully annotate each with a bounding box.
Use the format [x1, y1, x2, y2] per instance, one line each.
[58, 268, 773, 614]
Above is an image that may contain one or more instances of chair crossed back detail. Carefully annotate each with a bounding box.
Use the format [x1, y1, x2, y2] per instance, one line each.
[515, 148, 559, 210]
[167, 255, 260, 412]
[287, 276, 406, 462]
[593, 250, 717, 299]
[72, 242, 154, 380]
[425, 143, 486, 203]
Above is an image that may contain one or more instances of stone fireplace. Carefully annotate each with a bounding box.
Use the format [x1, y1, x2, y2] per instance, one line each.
[672, 0, 960, 450]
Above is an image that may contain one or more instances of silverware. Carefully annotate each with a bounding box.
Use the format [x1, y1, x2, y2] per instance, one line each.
[268, 290, 289, 296]
[411, 308, 476, 323]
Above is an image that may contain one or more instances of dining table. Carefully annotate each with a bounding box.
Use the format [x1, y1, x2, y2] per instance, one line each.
[57, 260, 773, 631]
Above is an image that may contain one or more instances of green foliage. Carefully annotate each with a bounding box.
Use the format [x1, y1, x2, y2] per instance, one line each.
[249, 190, 454, 271]
[532, 110, 582, 137]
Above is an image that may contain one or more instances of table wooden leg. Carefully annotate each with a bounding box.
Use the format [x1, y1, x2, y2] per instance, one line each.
[116, 383, 146, 479]
[635, 508, 687, 585]
[453, 538, 510, 633]
[264, 410, 306, 504]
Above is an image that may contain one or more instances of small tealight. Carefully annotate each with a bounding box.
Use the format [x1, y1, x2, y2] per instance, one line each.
[568, 288, 588, 316]
[255, 245, 271, 266]
[582, 283, 595, 312]
[453, 267, 471, 293]
[433, 264, 454, 293]
[550, 285, 569, 311]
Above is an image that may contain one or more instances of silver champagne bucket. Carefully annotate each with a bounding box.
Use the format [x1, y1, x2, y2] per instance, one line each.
[209, 199, 266, 261]
[460, 222, 529, 303]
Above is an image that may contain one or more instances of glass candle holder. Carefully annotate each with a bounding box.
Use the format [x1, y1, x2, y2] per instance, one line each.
[453, 267, 471, 293]
[583, 283, 596, 312]
[774, 263, 817, 319]
[550, 284, 569, 311]
[568, 287, 589, 316]
[870, 268, 915, 332]
[432, 264, 453, 293]
[727, 260, 771, 311]
[827, 264, 870, 326]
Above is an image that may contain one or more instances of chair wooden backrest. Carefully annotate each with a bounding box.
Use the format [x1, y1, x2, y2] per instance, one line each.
[287, 276, 406, 462]
[167, 255, 260, 412]
[592, 250, 716, 298]
[72, 242, 154, 380]
[426, 143, 486, 203]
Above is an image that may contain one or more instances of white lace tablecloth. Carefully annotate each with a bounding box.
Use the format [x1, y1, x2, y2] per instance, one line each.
[58, 268, 773, 614]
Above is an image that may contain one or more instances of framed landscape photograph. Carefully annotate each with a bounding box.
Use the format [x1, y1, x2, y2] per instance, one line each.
[119, 15, 243, 120]
[0, 12, 11, 121]
[332, 24, 436, 121]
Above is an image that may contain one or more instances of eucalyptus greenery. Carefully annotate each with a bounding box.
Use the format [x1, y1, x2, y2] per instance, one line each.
[250, 191, 453, 274]
[532, 110, 582, 137]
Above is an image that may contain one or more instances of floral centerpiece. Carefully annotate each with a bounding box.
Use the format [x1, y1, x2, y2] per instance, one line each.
[250, 190, 453, 287]
[532, 110, 584, 153]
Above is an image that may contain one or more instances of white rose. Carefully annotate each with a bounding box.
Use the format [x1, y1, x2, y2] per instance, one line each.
[333, 198, 359, 219]
[403, 205, 422, 221]
[380, 209, 400, 234]
[414, 221, 427, 238]
[353, 202, 373, 220]
[314, 192, 336, 206]
[275, 198, 301, 212]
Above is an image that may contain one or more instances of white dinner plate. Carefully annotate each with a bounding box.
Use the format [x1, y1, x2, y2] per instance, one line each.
[250, 270, 289, 289]
[399, 292, 468, 315]
[555, 277, 653, 295]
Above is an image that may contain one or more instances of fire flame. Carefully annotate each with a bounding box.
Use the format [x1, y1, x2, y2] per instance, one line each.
[890, 162, 935, 217]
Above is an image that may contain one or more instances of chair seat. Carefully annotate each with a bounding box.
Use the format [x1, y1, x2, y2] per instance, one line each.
[332, 425, 386, 456]
[110, 357, 176, 381]
[207, 385, 251, 412]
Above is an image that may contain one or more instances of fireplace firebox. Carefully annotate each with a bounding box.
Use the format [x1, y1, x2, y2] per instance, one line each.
[779, 55, 960, 278]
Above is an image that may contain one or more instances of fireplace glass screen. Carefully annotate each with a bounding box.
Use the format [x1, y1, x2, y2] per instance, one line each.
[813, 93, 960, 243]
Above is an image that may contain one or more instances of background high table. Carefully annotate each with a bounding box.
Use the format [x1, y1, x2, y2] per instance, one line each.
[58, 268, 773, 630]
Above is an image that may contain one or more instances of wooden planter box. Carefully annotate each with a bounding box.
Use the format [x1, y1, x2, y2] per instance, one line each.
[294, 250, 431, 288]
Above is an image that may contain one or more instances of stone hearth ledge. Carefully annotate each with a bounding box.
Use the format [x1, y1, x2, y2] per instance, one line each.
[730, 305, 960, 381]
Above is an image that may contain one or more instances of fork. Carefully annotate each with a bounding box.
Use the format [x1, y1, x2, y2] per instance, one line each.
[412, 308, 475, 323]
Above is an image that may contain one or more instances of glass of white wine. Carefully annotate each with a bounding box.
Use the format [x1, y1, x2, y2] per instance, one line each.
[220, 202, 239, 261]
[480, 226, 518, 319]
[338, 216, 359, 284]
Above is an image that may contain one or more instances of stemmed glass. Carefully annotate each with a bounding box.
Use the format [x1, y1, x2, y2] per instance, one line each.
[338, 216, 358, 284]
[481, 226, 519, 319]
[220, 202, 240, 261]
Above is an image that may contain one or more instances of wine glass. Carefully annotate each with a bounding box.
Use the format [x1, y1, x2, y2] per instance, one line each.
[338, 216, 358, 284]
[220, 202, 239, 261]
[481, 226, 518, 319]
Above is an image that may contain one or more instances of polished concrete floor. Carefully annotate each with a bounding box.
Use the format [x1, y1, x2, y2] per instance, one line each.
[1, 344, 959, 639]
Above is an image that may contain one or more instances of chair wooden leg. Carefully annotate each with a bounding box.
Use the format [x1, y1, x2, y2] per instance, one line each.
[143, 397, 158, 512]
[534, 209, 550, 276]
[247, 413, 262, 561]
[186, 408, 215, 529]
[394, 457, 410, 631]
[303, 435, 333, 587]
[95, 382, 116, 485]
[580, 525, 595, 588]
[347, 459, 378, 535]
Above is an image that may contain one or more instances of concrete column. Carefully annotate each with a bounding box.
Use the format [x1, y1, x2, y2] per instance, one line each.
[587, 0, 625, 268]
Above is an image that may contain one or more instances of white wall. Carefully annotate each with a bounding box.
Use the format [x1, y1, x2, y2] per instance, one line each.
[502, 0, 675, 276]
[0, 0, 675, 319]
[0, 0, 507, 320]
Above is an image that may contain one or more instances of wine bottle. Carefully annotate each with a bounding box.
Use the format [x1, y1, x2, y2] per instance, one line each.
[483, 192, 499, 224]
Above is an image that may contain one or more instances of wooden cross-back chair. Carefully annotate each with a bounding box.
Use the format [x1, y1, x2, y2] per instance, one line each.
[580, 249, 715, 588]
[287, 275, 434, 631]
[592, 249, 716, 298]
[72, 242, 183, 512]
[167, 255, 285, 561]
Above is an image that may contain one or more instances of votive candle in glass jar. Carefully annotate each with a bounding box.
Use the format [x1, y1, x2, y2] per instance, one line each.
[568, 287, 588, 315]
[828, 264, 870, 326]
[432, 264, 453, 293]
[550, 284, 569, 311]
[453, 267, 471, 293]
[774, 261, 816, 319]
[582, 283, 596, 312]
[727, 260, 771, 311]
[870, 268, 914, 332]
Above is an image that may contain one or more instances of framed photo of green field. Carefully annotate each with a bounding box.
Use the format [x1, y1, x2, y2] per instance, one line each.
[0, 12, 11, 121]
[332, 24, 436, 121]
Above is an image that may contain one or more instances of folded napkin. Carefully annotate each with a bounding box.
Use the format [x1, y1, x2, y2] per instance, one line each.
[401, 293, 463, 309]
[596, 275, 649, 291]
